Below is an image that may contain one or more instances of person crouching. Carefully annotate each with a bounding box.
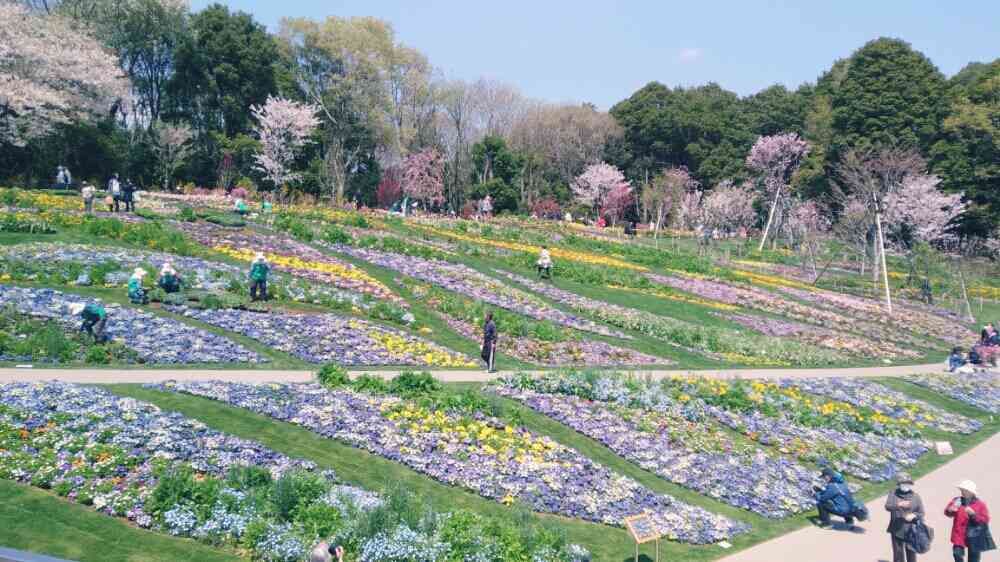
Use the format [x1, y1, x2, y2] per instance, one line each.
[815, 467, 860, 530]
[128, 268, 149, 304]
[70, 302, 108, 343]
[157, 263, 182, 293]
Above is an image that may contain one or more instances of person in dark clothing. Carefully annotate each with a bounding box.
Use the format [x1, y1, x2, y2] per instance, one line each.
[481, 312, 497, 373]
[122, 179, 136, 212]
[70, 302, 108, 343]
[886, 472, 924, 562]
[157, 263, 182, 293]
[815, 468, 859, 529]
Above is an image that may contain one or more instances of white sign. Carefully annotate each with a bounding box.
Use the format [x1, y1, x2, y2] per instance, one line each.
[935, 441, 954, 455]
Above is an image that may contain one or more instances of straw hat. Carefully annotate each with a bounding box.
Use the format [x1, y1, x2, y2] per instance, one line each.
[958, 480, 978, 495]
[68, 302, 86, 315]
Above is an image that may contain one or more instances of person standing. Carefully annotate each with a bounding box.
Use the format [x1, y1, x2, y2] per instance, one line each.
[122, 178, 136, 212]
[946, 480, 993, 562]
[886, 472, 924, 562]
[81, 182, 96, 214]
[537, 246, 553, 279]
[249, 252, 270, 302]
[70, 302, 108, 343]
[108, 174, 122, 212]
[481, 311, 497, 373]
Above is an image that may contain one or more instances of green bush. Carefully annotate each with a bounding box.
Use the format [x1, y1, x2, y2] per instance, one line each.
[351, 374, 388, 394]
[388, 371, 441, 398]
[270, 470, 329, 522]
[177, 206, 198, 222]
[204, 213, 246, 228]
[323, 225, 351, 245]
[316, 363, 350, 388]
[133, 208, 163, 220]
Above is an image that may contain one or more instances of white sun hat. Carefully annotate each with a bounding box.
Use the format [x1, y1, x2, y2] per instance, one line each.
[68, 302, 86, 315]
[133, 267, 147, 277]
[957, 480, 978, 495]
[254, 252, 266, 262]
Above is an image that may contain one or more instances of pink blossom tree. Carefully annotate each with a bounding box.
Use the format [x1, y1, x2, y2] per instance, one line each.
[746, 133, 810, 251]
[601, 183, 633, 228]
[783, 199, 831, 276]
[251, 96, 320, 192]
[0, 2, 129, 146]
[401, 148, 445, 209]
[571, 162, 630, 215]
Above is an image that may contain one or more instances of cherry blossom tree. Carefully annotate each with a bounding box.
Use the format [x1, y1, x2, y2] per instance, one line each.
[0, 2, 129, 146]
[883, 174, 965, 250]
[571, 162, 630, 214]
[151, 120, 192, 191]
[784, 199, 831, 276]
[833, 197, 873, 275]
[375, 166, 402, 209]
[601, 183, 633, 228]
[251, 96, 320, 191]
[700, 180, 757, 238]
[746, 133, 810, 251]
[401, 148, 445, 208]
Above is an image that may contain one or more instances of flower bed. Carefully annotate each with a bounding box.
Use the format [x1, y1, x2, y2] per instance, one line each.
[170, 307, 472, 367]
[154, 381, 749, 544]
[778, 378, 981, 434]
[324, 242, 628, 339]
[905, 373, 1000, 414]
[0, 285, 263, 364]
[498, 271, 845, 366]
[493, 383, 816, 518]
[176, 221, 399, 303]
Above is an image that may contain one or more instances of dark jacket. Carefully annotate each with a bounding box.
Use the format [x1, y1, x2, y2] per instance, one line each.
[81, 303, 106, 322]
[886, 488, 925, 539]
[816, 472, 854, 516]
[483, 319, 497, 345]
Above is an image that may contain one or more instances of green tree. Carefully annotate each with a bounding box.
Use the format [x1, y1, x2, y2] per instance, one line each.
[469, 136, 523, 213]
[609, 82, 753, 188]
[830, 38, 948, 157]
[743, 84, 811, 137]
[930, 60, 1000, 237]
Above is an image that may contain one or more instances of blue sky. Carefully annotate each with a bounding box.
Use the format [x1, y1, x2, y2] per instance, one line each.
[192, 0, 999, 109]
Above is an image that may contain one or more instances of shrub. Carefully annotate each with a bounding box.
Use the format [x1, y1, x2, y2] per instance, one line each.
[204, 213, 246, 228]
[388, 371, 441, 398]
[177, 206, 198, 222]
[270, 470, 329, 522]
[351, 374, 388, 395]
[323, 225, 351, 245]
[316, 363, 350, 388]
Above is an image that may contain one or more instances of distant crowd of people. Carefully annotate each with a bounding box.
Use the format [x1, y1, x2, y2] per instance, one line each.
[949, 323, 1000, 373]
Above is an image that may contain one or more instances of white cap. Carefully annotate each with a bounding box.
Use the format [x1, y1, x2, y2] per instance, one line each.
[254, 252, 266, 262]
[133, 267, 147, 277]
[69, 302, 86, 315]
[958, 480, 978, 495]
[160, 263, 175, 274]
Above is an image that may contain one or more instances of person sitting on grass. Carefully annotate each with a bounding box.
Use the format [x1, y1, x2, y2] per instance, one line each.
[128, 268, 149, 304]
[814, 467, 860, 531]
[70, 302, 108, 343]
[949, 347, 975, 374]
[249, 252, 270, 302]
[157, 263, 182, 294]
[537, 246, 553, 279]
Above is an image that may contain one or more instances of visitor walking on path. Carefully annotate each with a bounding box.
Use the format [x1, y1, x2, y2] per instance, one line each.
[946, 480, 994, 562]
[886, 472, 925, 562]
[55, 165, 72, 189]
[814, 467, 860, 530]
[481, 311, 497, 373]
[249, 252, 270, 302]
[128, 268, 149, 304]
[537, 246, 552, 279]
[108, 174, 122, 212]
[122, 178, 136, 212]
[70, 302, 108, 343]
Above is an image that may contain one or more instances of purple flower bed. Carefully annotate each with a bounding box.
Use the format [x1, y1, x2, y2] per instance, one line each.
[152, 380, 749, 544]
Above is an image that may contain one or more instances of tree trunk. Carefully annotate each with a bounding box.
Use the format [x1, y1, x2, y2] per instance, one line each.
[758, 184, 781, 252]
[874, 209, 892, 314]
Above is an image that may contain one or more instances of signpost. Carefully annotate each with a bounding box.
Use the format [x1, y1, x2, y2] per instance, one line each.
[624, 513, 663, 562]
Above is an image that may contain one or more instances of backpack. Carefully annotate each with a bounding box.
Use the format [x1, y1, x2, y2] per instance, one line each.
[851, 501, 869, 522]
[905, 518, 934, 554]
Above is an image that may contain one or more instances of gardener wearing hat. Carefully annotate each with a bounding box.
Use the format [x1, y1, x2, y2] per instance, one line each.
[70, 302, 108, 343]
[249, 252, 270, 302]
[814, 467, 859, 530]
[157, 263, 182, 294]
[886, 472, 924, 562]
[128, 268, 149, 304]
[946, 480, 993, 562]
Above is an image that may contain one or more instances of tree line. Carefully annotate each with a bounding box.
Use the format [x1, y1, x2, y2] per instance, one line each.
[1, 0, 997, 242]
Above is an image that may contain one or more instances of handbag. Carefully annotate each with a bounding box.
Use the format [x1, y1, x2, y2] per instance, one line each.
[967, 521, 998, 553]
[904, 517, 934, 554]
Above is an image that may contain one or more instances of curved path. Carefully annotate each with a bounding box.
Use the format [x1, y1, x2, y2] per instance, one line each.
[0, 361, 957, 383]
[722, 429, 1000, 562]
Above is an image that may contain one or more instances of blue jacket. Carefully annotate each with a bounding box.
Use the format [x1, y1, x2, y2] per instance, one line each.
[815, 472, 854, 516]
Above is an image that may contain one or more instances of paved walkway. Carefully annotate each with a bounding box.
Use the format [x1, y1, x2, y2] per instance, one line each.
[0, 362, 954, 383]
[722, 430, 1000, 562]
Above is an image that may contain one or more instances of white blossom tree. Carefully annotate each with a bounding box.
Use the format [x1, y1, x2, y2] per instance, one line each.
[701, 180, 757, 237]
[572, 162, 630, 215]
[251, 96, 320, 191]
[0, 1, 129, 146]
[883, 174, 966, 250]
[746, 133, 810, 251]
[151, 120, 192, 191]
